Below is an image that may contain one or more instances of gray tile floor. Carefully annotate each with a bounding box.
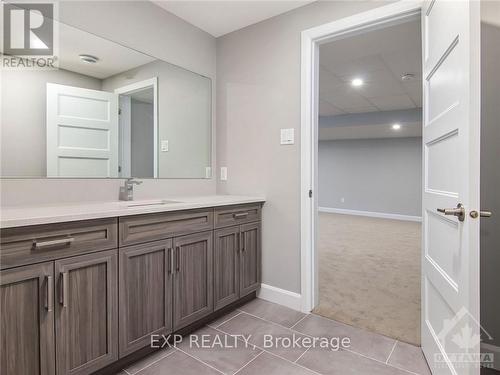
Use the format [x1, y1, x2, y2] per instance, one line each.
[118, 298, 431, 375]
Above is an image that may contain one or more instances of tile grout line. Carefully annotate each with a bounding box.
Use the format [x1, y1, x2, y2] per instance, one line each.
[208, 311, 243, 329]
[290, 314, 309, 329]
[236, 310, 420, 374]
[127, 349, 176, 374]
[174, 346, 226, 375]
[308, 312, 399, 342]
[386, 340, 398, 364]
[210, 325, 322, 375]
[342, 347, 419, 375]
[232, 350, 264, 375]
[293, 346, 311, 364]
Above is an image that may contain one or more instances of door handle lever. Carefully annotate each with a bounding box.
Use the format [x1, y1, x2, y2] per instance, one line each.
[437, 203, 465, 222]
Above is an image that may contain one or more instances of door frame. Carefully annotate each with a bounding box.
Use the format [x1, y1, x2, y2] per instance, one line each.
[115, 77, 159, 178]
[299, 1, 423, 313]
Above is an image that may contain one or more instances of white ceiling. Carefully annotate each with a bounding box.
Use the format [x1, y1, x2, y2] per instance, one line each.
[319, 18, 422, 117]
[153, 0, 316, 37]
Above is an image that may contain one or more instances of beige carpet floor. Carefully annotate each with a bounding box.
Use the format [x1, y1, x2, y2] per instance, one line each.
[313, 212, 422, 345]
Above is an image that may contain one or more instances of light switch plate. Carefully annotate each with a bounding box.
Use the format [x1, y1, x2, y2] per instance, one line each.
[280, 128, 294, 145]
[161, 140, 169, 152]
[220, 167, 227, 181]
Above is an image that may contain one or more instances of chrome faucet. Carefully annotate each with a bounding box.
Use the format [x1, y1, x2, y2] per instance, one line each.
[119, 178, 143, 201]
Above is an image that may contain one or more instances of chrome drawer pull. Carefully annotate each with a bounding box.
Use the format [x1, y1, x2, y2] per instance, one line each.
[45, 275, 53, 312]
[233, 212, 249, 219]
[32, 237, 75, 250]
[60, 272, 69, 307]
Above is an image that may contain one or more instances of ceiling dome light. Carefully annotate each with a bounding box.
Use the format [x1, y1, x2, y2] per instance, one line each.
[392, 123, 401, 130]
[79, 54, 99, 64]
[351, 78, 364, 87]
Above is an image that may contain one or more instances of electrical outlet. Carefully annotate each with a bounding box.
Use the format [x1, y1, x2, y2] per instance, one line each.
[341, 197, 345, 203]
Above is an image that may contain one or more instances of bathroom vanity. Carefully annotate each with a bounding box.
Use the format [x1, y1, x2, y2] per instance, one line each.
[0, 196, 264, 375]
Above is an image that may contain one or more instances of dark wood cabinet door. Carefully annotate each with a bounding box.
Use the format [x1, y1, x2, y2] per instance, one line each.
[119, 240, 173, 357]
[240, 223, 261, 297]
[55, 249, 118, 375]
[0, 262, 55, 375]
[214, 226, 240, 310]
[173, 231, 213, 330]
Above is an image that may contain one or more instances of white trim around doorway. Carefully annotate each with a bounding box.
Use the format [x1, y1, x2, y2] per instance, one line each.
[115, 77, 159, 178]
[299, 1, 423, 314]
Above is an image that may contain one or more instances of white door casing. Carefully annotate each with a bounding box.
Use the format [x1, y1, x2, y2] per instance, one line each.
[46, 83, 119, 177]
[118, 95, 132, 177]
[421, 1, 481, 375]
[114, 77, 158, 178]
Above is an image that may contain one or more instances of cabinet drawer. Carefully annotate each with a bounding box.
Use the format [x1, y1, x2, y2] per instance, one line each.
[214, 204, 262, 228]
[119, 209, 214, 246]
[0, 218, 118, 269]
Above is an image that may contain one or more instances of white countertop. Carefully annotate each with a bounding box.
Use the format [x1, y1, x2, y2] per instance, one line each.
[0, 195, 265, 228]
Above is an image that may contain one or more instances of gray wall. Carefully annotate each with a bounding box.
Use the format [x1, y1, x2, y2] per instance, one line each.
[131, 99, 154, 178]
[216, 1, 391, 293]
[1, 0, 217, 205]
[1, 68, 102, 177]
[480, 21, 500, 350]
[103, 60, 212, 179]
[318, 138, 422, 217]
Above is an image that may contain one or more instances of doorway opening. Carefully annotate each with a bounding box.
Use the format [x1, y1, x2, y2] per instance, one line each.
[314, 15, 423, 345]
[115, 77, 158, 178]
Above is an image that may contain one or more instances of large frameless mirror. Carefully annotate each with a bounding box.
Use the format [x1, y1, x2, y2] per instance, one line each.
[1, 8, 212, 179]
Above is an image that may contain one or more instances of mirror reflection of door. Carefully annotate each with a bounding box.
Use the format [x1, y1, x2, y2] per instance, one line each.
[115, 79, 157, 178]
[46, 83, 119, 178]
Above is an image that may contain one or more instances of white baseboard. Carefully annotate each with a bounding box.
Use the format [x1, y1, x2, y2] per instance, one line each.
[482, 343, 500, 371]
[257, 284, 302, 312]
[318, 207, 422, 222]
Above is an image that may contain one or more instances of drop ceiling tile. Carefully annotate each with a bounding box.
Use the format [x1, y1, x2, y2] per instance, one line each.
[361, 78, 407, 98]
[381, 49, 422, 79]
[343, 106, 379, 114]
[319, 100, 345, 116]
[402, 80, 423, 106]
[368, 94, 416, 111]
[321, 91, 373, 110]
[319, 66, 345, 95]
[322, 55, 387, 78]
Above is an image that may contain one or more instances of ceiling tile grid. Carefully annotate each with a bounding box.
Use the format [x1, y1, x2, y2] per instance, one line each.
[319, 19, 423, 116]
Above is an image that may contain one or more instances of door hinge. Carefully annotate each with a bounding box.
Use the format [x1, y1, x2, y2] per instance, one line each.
[118, 108, 122, 115]
[309, 190, 313, 198]
[118, 166, 121, 173]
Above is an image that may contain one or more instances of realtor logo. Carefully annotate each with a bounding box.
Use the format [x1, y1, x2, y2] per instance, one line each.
[434, 307, 495, 369]
[3, 2, 53, 55]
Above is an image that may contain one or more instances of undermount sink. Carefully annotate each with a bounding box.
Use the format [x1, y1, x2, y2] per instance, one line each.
[121, 199, 181, 208]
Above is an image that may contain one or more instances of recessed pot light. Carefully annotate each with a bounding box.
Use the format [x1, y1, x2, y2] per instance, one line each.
[79, 54, 99, 64]
[392, 123, 401, 130]
[351, 78, 364, 87]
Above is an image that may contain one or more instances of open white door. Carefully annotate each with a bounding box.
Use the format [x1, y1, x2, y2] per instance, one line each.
[421, 1, 481, 374]
[46, 83, 119, 177]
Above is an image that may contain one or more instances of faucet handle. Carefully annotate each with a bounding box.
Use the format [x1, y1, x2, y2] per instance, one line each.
[126, 178, 143, 185]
